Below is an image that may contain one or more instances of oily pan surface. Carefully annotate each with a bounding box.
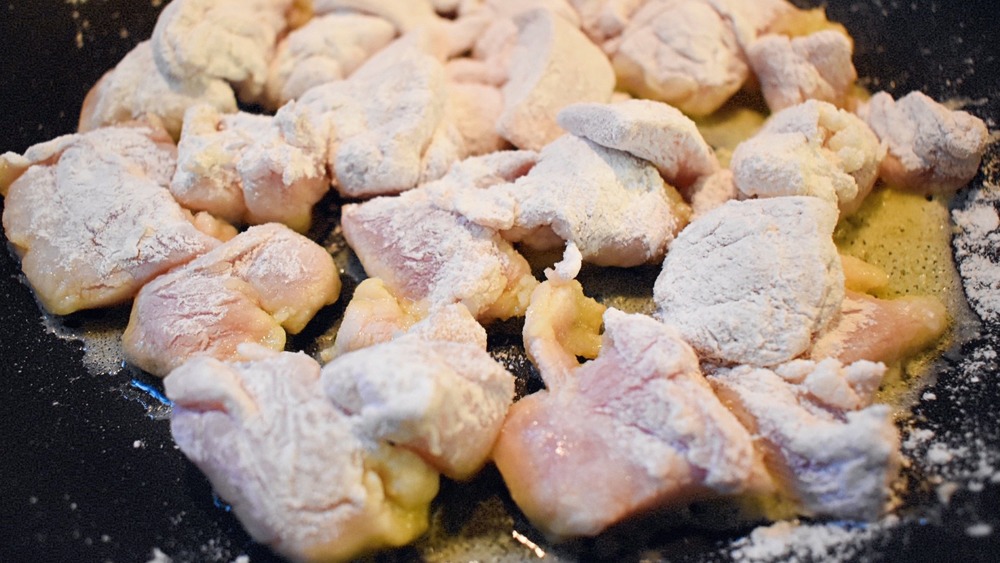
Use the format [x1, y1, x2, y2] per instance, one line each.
[0, 0, 998, 561]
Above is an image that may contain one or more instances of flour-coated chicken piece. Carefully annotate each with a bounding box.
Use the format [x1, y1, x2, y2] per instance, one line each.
[340, 184, 537, 322]
[655, 197, 844, 367]
[811, 291, 948, 365]
[747, 31, 857, 112]
[151, 0, 306, 104]
[123, 223, 340, 377]
[685, 168, 739, 219]
[859, 91, 989, 195]
[165, 348, 439, 563]
[557, 99, 720, 189]
[263, 14, 396, 109]
[1, 123, 220, 315]
[613, 0, 746, 117]
[498, 9, 615, 151]
[328, 279, 488, 358]
[299, 45, 451, 197]
[567, 0, 644, 48]
[731, 100, 883, 215]
[447, 82, 510, 157]
[494, 135, 690, 267]
[495, 294, 763, 539]
[323, 332, 515, 481]
[79, 41, 237, 139]
[314, 0, 438, 33]
[709, 361, 900, 520]
[171, 102, 330, 232]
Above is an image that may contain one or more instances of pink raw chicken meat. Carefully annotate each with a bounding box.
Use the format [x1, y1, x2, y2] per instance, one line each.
[858, 90, 989, 195]
[122, 223, 340, 377]
[654, 197, 844, 367]
[709, 359, 900, 519]
[165, 348, 439, 563]
[493, 280, 763, 539]
[328, 278, 489, 358]
[79, 41, 237, 139]
[170, 102, 330, 232]
[747, 30, 857, 113]
[811, 290, 949, 365]
[483, 134, 691, 267]
[323, 322, 516, 481]
[556, 99, 720, 189]
[0, 122, 221, 315]
[730, 100, 883, 216]
[263, 13, 396, 109]
[151, 0, 307, 104]
[498, 8, 615, 150]
[340, 153, 539, 322]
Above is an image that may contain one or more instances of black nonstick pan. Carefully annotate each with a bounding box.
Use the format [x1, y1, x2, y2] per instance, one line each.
[2, 1, 998, 561]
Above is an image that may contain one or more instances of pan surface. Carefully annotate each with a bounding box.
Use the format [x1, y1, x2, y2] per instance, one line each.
[1, 1, 999, 561]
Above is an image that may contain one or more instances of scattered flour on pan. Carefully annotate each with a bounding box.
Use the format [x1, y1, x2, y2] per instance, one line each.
[729, 517, 898, 562]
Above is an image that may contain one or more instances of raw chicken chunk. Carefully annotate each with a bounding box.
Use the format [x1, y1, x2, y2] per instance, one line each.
[494, 285, 763, 539]
[731, 100, 883, 215]
[170, 102, 330, 232]
[123, 223, 340, 377]
[685, 168, 739, 219]
[498, 9, 615, 150]
[654, 197, 844, 366]
[151, 0, 305, 103]
[340, 185, 538, 322]
[811, 291, 949, 365]
[166, 348, 439, 563]
[314, 0, 438, 33]
[709, 360, 900, 519]
[1, 123, 220, 315]
[859, 91, 989, 195]
[323, 332, 515, 480]
[747, 30, 857, 112]
[328, 279, 488, 358]
[612, 0, 747, 116]
[496, 135, 691, 267]
[263, 14, 396, 109]
[556, 99, 720, 189]
[79, 41, 237, 139]
[299, 44, 452, 197]
[567, 0, 645, 47]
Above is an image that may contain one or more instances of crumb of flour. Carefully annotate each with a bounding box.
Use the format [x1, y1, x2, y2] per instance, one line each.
[146, 547, 172, 563]
[729, 517, 899, 562]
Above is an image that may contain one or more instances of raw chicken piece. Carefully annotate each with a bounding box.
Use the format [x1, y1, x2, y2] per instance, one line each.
[328, 276, 489, 358]
[123, 223, 340, 377]
[498, 9, 615, 151]
[859, 91, 989, 195]
[685, 168, 739, 219]
[323, 332, 515, 480]
[170, 102, 330, 232]
[495, 135, 691, 267]
[811, 291, 949, 365]
[78, 41, 237, 139]
[151, 0, 305, 103]
[263, 14, 396, 109]
[340, 179, 538, 321]
[556, 99, 720, 189]
[313, 0, 438, 33]
[613, 0, 747, 116]
[747, 30, 857, 112]
[709, 360, 900, 519]
[654, 197, 844, 367]
[731, 100, 883, 215]
[567, 0, 645, 47]
[166, 348, 439, 562]
[1, 123, 220, 315]
[299, 44, 451, 197]
[494, 285, 763, 539]
[447, 82, 510, 157]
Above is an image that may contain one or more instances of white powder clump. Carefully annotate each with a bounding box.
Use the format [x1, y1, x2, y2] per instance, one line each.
[146, 547, 173, 563]
[729, 518, 894, 562]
